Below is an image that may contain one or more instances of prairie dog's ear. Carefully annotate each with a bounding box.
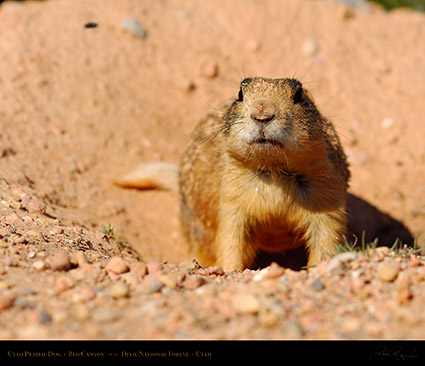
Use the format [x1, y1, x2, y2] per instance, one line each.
[303, 88, 315, 104]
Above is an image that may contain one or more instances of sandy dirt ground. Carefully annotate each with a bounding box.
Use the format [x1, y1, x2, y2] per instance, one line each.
[0, 0, 425, 345]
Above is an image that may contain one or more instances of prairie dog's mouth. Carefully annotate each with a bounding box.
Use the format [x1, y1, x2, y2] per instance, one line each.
[250, 138, 282, 146]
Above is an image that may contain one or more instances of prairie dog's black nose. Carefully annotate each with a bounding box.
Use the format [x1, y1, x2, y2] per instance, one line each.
[250, 100, 276, 124]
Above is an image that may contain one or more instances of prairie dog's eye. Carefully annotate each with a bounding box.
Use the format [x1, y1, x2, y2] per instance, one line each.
[237, 88, 243, 102]
[238, 77, 252, 101]
[293, 88, 304, 104]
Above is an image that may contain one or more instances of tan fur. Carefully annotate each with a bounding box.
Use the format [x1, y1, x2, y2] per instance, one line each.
[179, 77, 350, 271]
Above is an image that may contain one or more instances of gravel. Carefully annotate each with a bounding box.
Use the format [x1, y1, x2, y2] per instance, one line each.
[1, 239, 425, 340]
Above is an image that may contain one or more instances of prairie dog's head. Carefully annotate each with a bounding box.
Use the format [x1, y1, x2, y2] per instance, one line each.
[223, 77, 326, 171]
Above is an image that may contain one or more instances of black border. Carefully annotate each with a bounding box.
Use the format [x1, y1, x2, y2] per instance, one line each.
[1, 340, 424, 364]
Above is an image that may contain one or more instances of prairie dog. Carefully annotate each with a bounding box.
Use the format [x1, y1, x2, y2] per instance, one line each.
[178, 77, 350, 271]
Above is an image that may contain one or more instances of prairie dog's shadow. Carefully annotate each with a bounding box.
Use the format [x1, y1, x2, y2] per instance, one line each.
[254, 193, 414, 270]
[345, 193, 413, 248]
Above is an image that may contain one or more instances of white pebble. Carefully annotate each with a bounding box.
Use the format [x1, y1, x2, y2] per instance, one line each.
[302, 37, 320, 56]
[381, 117, 395, 129]
[121, 17, 147, 39]
[231, 293, 260, 314]
[32, 260, 46, 271]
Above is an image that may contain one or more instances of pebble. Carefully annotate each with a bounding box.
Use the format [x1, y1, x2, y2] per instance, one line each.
[0, 239, 9, 248]
[340, 318, 361, 334]
[84, 22, 98, 29]
[311, 278, 326, 291]
[302, 37, 320, 56]
[121, 17, 147, 39]
[341, 7, 355, 20]
[8, 200, 22, 210]
[10, 187, 25, 200]
[130, 261, 148, 277]
[0, 290, 16, 310]
[110, 282, 130, 299]
[107, 271, 120, 281]
[32, 260, 46, 271]
[370, 246, 390, 259]
[326, 252, 357, 273]
[71, 285, 96, 303]
[208, 266, 225, 276]
[39, 309, 52, 324]
[183, 275, 206, 290]
[74, 251, 88, 267]
[5, 213, 22, 226]
[253, 262, 285, 281]
[179, 260, 201, 270]
[147, 262, 163, 275]
[0, 281, 10, 290]
[199, 60, 219, 79]
[258, 309, 280, 327]
[159, 273, 185, 289]
[51, 309, 68, 323]
[158, 274, 177, 289]
[141, 278, 165, 294]
[20, 196, 46, 215]
[47, 252, 71, 271]
[284, 320, 304, 339]
[408, 254, 420, 268]
[106, 256, 129, 275]
[55, 276, 75, 294]
[381, 117, 396, 129]
[15, 297, 37, 308]
[25, 230, 44, 242]
[395, 271, 412, 305]
[350, 261, 361, 270]
[92, 308, 122, 323]
[376, 263, 399, 282]
[21, 215, 34, 224]
[352, 277, 366, 291]
[231, 293, 260, 314]
[197, 268, 209, 276]
[51, 227, 65, 235]
[10, 234, 25, 244]
[246, 39, 261, 52]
